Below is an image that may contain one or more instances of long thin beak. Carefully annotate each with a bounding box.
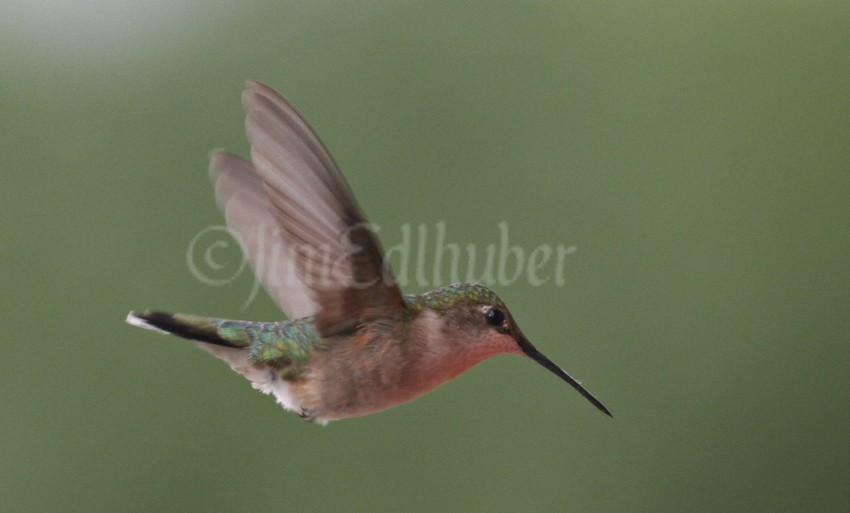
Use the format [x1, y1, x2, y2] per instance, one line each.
[518, 335, 612, 417]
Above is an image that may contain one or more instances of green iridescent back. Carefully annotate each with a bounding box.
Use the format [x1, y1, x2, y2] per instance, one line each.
[215, 316, 321, 372]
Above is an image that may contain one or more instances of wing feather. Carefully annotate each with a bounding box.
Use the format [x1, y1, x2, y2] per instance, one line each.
[208, 151, 319, 319]
[238, 81, 404, 335]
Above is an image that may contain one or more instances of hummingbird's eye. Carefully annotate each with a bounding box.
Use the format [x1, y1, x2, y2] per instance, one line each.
[485, 307, 505, 327]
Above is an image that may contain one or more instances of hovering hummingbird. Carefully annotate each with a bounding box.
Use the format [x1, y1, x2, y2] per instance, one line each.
[127, 81, 611, 424]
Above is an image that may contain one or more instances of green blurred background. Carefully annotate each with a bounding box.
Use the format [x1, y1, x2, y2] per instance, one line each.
[2, 2, 847, 512]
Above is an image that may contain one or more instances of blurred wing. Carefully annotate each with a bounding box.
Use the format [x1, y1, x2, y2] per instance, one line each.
[241, 81, 404, 336]
[209, 152, 320, 319]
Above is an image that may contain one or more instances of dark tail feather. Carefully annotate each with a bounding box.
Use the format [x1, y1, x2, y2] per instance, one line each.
[126, 310, 237, 348]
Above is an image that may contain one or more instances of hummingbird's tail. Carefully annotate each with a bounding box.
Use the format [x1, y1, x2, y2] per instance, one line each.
[126, 310, 264, 383]
[126, 310, 241, 348]
[126, 310, 306, 417]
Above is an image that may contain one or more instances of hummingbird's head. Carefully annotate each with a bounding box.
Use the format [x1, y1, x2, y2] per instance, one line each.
[418, 282, 612, 416]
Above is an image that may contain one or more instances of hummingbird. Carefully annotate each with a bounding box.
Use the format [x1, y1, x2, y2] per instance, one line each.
[127, 81, 611, 424]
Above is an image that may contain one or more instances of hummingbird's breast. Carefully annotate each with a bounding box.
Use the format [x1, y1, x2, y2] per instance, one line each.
[296, 330, 422, 421]
[295, 309, 490, 422]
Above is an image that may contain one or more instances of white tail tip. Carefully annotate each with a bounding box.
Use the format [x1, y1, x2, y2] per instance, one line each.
[125, 312, 170, 335]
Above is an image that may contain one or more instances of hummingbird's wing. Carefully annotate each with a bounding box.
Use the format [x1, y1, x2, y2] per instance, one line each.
[209, 152, 320, 319]
[241, 81, 405, 336]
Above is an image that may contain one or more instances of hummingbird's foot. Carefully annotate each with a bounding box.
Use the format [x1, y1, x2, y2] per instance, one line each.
[298, 407, 316, 423]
